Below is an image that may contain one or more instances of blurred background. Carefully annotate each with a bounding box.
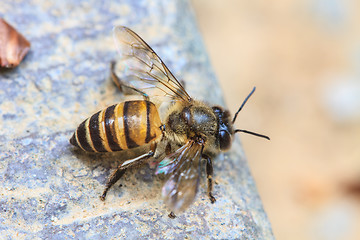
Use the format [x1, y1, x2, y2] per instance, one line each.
[191, 0, 360, 239]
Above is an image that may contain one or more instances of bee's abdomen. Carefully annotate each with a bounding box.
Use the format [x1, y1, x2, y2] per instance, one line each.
[70, 100, 162, 152]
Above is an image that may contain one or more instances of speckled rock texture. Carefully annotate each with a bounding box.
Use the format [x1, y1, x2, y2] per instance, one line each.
[0, 0, 274, 239]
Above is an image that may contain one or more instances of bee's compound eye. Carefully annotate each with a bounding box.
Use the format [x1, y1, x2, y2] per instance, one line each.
[219, 130, 231, 150]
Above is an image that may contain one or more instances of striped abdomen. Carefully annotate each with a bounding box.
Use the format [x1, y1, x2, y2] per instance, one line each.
[70, 100, 162, 152]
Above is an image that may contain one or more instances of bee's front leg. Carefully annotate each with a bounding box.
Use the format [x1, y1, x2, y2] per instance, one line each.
[205, 156, 216, 203]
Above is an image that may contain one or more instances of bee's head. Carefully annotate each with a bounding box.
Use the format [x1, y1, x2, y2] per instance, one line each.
[214, 87, 270, 151]
[212, 106, 233, 151]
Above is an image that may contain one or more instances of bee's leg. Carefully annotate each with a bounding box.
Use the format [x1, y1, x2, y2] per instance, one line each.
[179, 79, 186, 89]
[100, 149, 155, 201]
[100, 168, 127, 201]
[110, 61, 149, 101]
[168, 212, 176, 219]
[205, 156, 216, 203]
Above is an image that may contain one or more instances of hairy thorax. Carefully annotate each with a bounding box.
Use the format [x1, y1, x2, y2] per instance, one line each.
[164, 100, 220, 157]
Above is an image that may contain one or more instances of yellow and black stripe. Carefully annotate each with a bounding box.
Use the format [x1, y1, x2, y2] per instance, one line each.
[70, 100, 162, 152]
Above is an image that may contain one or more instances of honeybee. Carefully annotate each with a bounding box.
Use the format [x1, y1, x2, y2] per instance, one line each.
[70, 26, 269, 217]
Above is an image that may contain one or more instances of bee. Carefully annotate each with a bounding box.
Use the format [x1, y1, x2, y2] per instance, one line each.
[70, 26, 269, 217]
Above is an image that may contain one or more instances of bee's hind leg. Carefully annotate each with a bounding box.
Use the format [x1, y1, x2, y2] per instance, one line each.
[205, 156, 216, 203]
[100, 149, 155, 201]
[110, 61, 149, 101]
[168, 212, 176, 219]
[100, 168, 126, 201]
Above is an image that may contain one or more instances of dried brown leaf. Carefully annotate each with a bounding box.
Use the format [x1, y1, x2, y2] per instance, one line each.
[0, 18, 30, 68]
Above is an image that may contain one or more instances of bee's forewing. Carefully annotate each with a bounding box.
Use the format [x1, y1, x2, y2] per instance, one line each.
[113, 26, 191, 102]
[157, 140, 203, 213]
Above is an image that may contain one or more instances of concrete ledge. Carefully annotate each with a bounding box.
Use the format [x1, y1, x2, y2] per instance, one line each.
[0, 0, 274, 238]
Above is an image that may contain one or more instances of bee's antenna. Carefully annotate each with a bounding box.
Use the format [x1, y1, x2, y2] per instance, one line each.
[232, 87, 256, 124]
[234, 129, 270, 140]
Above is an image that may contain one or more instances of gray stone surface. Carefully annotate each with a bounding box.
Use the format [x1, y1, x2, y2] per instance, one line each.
[0, 0, 274, 239]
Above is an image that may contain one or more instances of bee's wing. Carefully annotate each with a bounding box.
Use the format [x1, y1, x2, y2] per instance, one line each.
[156, 140, 204, 213]
[113, 26, 191, 102]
